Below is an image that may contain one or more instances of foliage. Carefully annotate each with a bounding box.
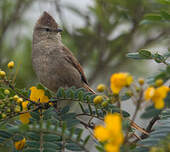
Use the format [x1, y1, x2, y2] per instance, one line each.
[0, 49, 170, 152]
[0, 0, 170, 152]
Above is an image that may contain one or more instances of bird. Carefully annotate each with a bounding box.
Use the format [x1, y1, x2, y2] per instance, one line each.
[32, 11, 95, 96]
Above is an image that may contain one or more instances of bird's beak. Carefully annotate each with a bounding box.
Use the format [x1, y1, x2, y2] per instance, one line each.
[56, 28, 63, 33]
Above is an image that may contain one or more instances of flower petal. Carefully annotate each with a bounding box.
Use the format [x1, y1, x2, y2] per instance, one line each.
[105, 113, 122, 133]
[144, 87, 155, 100]
[104, 143, 119, 152]
[94, 125, 110, 142]
[19, 113, 31, 124]
[154, 99, 165, 109]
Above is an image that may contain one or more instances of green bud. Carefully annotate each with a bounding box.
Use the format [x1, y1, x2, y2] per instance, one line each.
[15, 106, 21, 113]
[4, 89, 10, 95]
[101, 101, 108, 107]
[2, 113, 6, 119]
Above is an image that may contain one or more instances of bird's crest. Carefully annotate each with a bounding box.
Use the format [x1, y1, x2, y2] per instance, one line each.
[35, 11, 58, 29]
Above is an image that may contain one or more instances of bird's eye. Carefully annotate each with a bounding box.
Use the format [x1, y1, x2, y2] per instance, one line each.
[45, 28, 50, 32]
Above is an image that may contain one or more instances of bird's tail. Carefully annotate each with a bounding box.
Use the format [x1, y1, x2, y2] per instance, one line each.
[83, 83, 96, 94]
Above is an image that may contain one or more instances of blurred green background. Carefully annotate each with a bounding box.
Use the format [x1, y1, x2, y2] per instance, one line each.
[0, 0, 170, 89]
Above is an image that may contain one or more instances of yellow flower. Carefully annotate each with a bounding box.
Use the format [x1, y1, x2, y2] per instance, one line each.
[7, 61, 14, 69]
[138, 78, 144, 86]
[155, 79, 163, 87]
[0, 70, 6, 78]
[13, 95, 19, 101]
[110, 73, 133, 94]
[17, 98, 23, 103]
[97, 84, 106, 92]
[144, 86, 169, 109]
[30, 87, 49, 103]
[93, 96, 103, 104]
[94, 113, 124, 152]
[14, 138, 26, 150]
[144, 87, 155, 100]
[19, 86, 49, 124]
[19, 101, 31, 124]
[105, 143, 119, 152]
[94, 125, 110, 141]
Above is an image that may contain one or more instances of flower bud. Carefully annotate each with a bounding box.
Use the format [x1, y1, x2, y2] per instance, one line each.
[6, 108, 11, 113]
[101, 101, 108, 107]
[138, 78, 144, 86]
[7, 61, 15, 69]
[110, 96, 117, 104]
[97, 84, 106, 92]
[14, 138, 26, 150]
[4, 89, 10, 95]
[2, 113, 6, 119]
[155, 79, 163, 87]
[0, 71, 6, 78]
[17, 98, 23, 103]
[136, 87, 140, 92]
[93, 96, 103, 104]
[13, 95, 19, 101]
[15, 106, 21, 113]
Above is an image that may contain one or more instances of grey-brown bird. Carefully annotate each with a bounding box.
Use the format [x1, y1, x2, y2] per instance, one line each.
[32, 11, 95, 94]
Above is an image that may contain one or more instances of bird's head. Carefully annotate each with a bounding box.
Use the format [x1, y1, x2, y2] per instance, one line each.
[33, 11, 62, 43]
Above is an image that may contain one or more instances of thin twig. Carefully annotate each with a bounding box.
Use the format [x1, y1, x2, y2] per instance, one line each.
[133, 116, 160, 143]
[77, 117, 95, 130]
[76, 113, 104, 121]
[124, 88, 143, 143]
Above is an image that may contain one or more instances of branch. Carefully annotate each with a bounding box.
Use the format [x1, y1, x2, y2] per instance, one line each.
[133, 116, 160, 143]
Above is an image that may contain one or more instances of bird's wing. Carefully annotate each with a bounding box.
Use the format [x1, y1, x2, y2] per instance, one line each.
[62, 46, 88, 85]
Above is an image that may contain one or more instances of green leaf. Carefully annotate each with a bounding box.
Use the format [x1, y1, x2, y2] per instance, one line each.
[26, 132, 40, 141]
[126, 52, 143, 59]
[160, 11, 170, 20]
[56, 87, 65, 98]
[144, 13, 162, 21]
[36, 83, 45, 90]
[43, 107, 54, 120]
[109, 105, 130, 117]
[26, 141, 40, 148]
[120, 94, 131, 101]
[43, 134, 61, 142]
[78, 91, 84, 101]
[23, 148, 40, 152]
[76, 129, 83, 142]
[141, 106, 162, 119]
[66, 143, 83, 151]
[66, 119, 80, 128]
[139, 49, 152, 59]
[83, 135, 90, 145]
[74, 88, 86, 99]
[43, 148, 60, 152]
[0, 130, 13, 138]
[135, 115, 170, 151]
[157, 0, 170, 5]
[79, 103, 86, 113]
[43, 142, 61, 150]
[60, 105, 70, 114]
[30, 111, 40, 121]
[61, 113, 76, 121]
[65, 88, 75, 99]
[126, 52, 151, 60]
[153, 53, 165, 63]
